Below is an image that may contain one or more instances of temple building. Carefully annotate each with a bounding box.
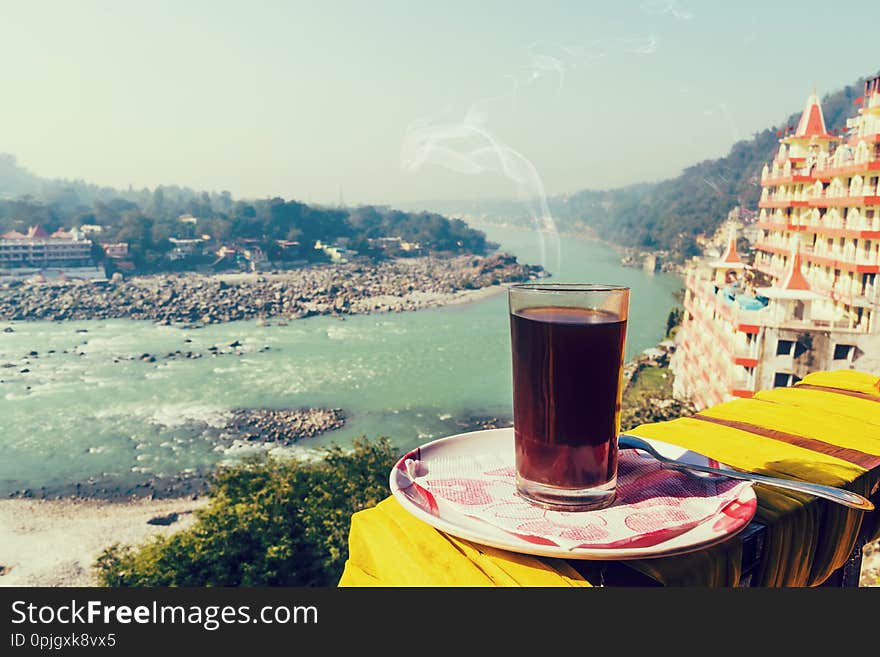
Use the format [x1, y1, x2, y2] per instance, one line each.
[671, 76, 880, 410]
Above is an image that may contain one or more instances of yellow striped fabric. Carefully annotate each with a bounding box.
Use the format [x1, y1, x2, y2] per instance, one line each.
[338, 370, 880, 587]
[338, 497, 591, 587]
[626, 369, 880, 586]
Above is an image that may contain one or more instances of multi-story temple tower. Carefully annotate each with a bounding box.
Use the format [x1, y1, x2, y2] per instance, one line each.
[671, 76, 880, 409]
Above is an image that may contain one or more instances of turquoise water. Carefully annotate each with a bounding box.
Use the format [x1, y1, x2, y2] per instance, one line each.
[0, 225, 681, 495]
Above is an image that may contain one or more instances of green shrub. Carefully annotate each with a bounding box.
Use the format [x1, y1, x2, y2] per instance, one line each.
[94, 437, 399, 587]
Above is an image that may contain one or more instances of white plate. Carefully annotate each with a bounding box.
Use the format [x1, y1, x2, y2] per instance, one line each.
[389, 428, 757, 561]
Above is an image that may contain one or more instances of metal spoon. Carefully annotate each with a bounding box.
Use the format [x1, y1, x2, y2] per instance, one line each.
[618, 434, 874, 511]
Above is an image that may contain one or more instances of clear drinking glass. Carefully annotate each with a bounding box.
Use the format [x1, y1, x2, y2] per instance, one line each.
[508, 283, 630, 511]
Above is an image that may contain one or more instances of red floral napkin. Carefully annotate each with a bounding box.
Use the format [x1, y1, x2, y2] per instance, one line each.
[398, 449, 754, 551]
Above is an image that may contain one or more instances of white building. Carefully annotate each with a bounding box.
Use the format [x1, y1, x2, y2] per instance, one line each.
[671, 81, 880, 409]
[0, 225, 93, 268]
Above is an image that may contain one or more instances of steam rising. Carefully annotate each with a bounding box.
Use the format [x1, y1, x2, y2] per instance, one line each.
[526, 52, 566, 93]
[507, 37, 658, 103]
[400, 101, 561, 272]
[400, 32, 659, 275]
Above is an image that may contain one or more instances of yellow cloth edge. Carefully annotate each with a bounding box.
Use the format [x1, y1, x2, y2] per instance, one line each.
[338, 498, 591, 587]
[798, 370, 880, 397]
[627, 416, 866, 486]
[754, 387, 880, 429]
[697, 398, 880, 457]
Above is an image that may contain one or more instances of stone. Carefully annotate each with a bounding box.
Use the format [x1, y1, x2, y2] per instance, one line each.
[147, 512, 180, 526]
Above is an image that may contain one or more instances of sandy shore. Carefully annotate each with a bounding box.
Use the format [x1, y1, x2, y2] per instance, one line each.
[0, 497, 208, 587]
[347, 281, 507, 313]
[0, 496, 876, 587]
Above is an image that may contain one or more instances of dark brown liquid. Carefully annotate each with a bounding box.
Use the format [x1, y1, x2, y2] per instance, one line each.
[510, 306, 626, 488]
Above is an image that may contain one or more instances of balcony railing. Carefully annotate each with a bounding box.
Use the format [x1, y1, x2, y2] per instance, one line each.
[760, 186, 880, 205]
[755, 238, 798, 255]
[811, 158, 880, 180]
[801, 244, 880, 269]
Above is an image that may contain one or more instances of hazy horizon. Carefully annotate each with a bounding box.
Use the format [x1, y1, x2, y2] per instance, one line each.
[2, 1, 878, 207]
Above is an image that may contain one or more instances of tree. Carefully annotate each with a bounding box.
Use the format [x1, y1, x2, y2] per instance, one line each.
[90, 241, 106, 265]
[149, 187, 166, 219]
[666, 307, 683, 337]
[93, 438, 400, 587]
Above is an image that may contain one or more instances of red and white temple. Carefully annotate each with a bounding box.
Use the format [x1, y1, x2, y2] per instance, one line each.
[671, 76, 880, 409]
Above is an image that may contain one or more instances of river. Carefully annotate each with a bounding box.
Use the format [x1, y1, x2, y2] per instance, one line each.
[0, 225, 681, 497]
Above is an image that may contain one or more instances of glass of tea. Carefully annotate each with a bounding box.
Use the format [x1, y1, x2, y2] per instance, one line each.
[508, 283, 630, 511]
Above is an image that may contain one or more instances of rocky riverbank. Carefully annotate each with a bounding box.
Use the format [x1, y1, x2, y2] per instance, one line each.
[227, 407, 345, 444]
[4, 468, 212, 502]
[0, 254, 543, 323]
[4, 406, 347, 502]
[620, 336, 696, 431]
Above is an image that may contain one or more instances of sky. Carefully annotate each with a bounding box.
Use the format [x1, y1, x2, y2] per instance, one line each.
[1, 0, 878, 207]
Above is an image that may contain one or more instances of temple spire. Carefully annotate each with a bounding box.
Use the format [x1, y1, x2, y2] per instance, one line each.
[719, 225, 742, 264]
[793, 91, 832, 139]
[778, 236, 811, 291]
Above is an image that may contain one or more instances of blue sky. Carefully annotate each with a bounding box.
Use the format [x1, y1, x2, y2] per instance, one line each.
[1, 1, 877, 205]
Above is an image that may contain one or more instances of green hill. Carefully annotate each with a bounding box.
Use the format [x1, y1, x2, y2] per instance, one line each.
[549, 73, 874, 259]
